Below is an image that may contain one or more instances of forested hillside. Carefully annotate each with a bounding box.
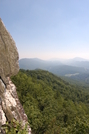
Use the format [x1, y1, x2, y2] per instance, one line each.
[11, 69, 89, 134]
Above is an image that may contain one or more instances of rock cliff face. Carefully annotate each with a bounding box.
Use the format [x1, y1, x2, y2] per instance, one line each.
[0, 18, 31, 134]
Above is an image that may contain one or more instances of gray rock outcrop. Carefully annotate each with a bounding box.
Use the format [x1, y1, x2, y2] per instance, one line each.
[0, 18, 31, 134]
[0, 18, 19, 84]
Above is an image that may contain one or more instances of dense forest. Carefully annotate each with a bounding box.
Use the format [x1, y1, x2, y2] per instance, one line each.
[11, 69, 89, 134]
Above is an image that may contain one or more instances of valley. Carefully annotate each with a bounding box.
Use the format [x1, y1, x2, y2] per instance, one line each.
[19, 57, 89, 87]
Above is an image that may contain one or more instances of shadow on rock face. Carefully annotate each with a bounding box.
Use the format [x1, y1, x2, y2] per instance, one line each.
[0, 18, 19, 84]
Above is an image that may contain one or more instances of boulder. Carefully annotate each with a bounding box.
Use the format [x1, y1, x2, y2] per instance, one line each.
[0, 18, 31, 134]
[0, 18, 19, 84]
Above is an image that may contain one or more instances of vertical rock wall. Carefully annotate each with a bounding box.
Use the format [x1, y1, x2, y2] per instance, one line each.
[0, 18, 31, 134]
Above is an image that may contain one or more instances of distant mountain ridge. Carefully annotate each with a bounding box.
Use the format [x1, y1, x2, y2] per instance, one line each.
[19, 57, 89, 86]
[19, 57, 89, 72]
[19, 58, 63, 70]
[72, 57, 88, 61]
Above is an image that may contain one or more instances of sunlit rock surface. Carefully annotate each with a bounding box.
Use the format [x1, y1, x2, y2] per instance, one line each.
[0, 18, 19, 84]
[0, 18, 31, 134]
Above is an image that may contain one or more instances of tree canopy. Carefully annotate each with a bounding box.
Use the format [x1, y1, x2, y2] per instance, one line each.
[11, 69, 89, 134]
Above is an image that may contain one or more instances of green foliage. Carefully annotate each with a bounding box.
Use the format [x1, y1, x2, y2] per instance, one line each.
[2, 120, 28, 134]
[61, 117, 89, 134]
[11, 69, 89, 134]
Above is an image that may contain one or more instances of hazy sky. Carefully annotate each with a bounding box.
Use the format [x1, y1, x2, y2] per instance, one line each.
[0, 0, 89, 60]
